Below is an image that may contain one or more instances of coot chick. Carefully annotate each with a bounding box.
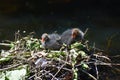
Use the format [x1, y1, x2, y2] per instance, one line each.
[41, 33, 62, 50]
[61, 28, 84, 45]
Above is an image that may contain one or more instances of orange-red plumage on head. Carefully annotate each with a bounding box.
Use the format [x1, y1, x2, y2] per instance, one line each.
[61, 28, 84, 45]
[41, 33, 49, 42]
[71, 28, 80, 38]
[41, 33, 62, 50]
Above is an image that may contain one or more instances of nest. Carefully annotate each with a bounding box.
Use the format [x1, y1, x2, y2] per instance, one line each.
[0, 31, 120, 80]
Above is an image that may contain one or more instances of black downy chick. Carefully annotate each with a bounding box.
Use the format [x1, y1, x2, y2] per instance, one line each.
[61, 28, 84, 46]
[41, 33, 62, 50]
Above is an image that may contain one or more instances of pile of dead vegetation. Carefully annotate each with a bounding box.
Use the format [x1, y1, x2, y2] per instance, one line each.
[0, 31, 120, 80]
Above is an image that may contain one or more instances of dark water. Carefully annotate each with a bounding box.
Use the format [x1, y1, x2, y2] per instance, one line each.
[0, 12, 120, 55]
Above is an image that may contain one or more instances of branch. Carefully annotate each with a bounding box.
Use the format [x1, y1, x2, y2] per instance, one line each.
[81, 69, 97, 80]
[0, 63, 22, 71]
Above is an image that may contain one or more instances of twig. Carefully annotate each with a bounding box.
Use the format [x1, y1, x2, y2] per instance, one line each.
[0, 63, 22, 71]
[89, 62, 120, 66]
[95, 63, 120, 66]
[93, 54, 111, 62]
[15, 30, 21, 41]
[28, 74, 35, 80]
[48, 72, 58, 80]
[81, 69, 97, 80]
[84, 28, 89, 36]
[47, 65, 72, 72]
[106, 32, 119, 52]
[40, 70, 58, 80]
[51, 63, 66, 80]
[9, 48, 24, 53]
[109, 55, 120, 58]
[51, 50, 69, 80]
[75, 62, 120, 67]
[94, 55, 99, 79]
[0, 43, 11, 47]
[92, 43, 99, 79]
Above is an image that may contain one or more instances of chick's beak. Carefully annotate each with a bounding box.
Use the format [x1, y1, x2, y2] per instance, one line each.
[71, 34, 76, 39]
[41, 38, 45, 42]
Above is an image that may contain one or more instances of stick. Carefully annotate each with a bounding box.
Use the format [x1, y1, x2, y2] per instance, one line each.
[0, 43, 11, 47]
[84, 28, 89, 36]
[0, 63, 22, 71]
[81, 69, 97, 80]
[94, 55, 99, 79]
[51, 63, 66, 80]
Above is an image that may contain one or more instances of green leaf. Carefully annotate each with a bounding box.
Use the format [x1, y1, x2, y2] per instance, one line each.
[0, 57, 11, 63]
[73, 68, 78, 80]
[47, 54, 53, 58]
[78, 51, 87, 59]
[71, 42, 84, 49]
[10, 43, 15, 50]
[81, 62, 89, 70]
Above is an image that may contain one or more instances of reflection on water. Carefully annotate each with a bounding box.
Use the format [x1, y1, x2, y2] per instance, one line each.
[0, 14, 120, 55]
